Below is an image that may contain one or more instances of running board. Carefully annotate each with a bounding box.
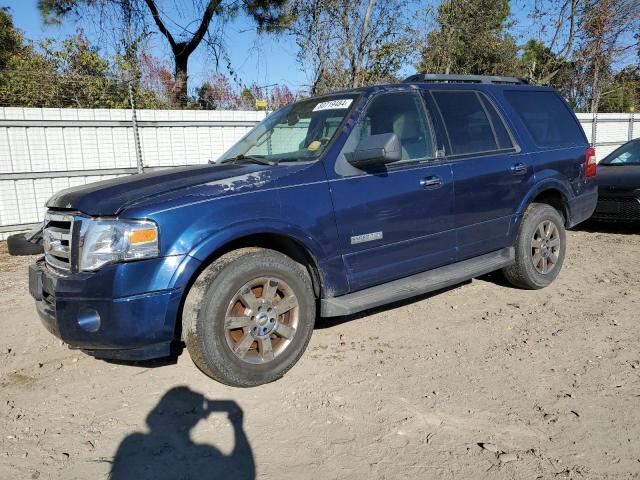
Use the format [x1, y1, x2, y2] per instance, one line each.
[320, 247, 515, 317]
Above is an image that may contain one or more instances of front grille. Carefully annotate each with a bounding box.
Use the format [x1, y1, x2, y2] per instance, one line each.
[43, 212, 74, 273]
[594, 196, 640, 221]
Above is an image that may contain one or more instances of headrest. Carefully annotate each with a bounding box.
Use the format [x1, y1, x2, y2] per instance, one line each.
[392, 110, 421, 141]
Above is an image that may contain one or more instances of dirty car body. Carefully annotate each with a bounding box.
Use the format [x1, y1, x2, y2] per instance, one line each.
[29, 76, 598, 382]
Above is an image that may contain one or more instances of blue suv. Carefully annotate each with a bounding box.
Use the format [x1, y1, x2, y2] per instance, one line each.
[29, 74, 598, 386]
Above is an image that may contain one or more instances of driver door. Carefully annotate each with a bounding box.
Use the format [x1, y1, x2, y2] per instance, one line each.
[328, 90, 456, 292]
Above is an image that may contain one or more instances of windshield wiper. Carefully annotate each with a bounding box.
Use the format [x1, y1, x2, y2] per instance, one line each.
[224, 154, 277, 166]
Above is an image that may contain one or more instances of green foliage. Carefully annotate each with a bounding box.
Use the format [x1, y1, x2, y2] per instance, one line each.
[574, 0, 639, 112]
[598, 66, 640, 113]
[0, 9, 24, 69]
[519, 39, 579, 104]
[37, 0, 79, 24]
[0, 10, 162, 108]
[37, 0, 294, 105]
[0, 34, 129, 108]
[417, 0, 519, 76]
[1, 1, 636, 112]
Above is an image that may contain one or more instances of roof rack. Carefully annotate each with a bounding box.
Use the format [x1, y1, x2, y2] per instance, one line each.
[403, 74, 528, 85]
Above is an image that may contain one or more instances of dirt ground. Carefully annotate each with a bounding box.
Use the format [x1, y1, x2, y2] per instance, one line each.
[0, 224, 639, 480]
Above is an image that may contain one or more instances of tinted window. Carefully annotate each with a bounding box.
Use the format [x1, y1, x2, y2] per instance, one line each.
[480, 95, 514, 150]
[504, 90, 585, 148]
[433, 91, 501, 155]
[357, 92, 433, 161]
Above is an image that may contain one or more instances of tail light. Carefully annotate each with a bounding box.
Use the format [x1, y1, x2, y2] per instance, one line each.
[585, 147, 597, 178]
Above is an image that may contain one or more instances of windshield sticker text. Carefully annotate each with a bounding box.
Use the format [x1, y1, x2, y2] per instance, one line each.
[313, 99, 353, 112]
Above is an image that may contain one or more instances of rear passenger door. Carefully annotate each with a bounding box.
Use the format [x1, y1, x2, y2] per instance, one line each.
[429, 90, 531, 260]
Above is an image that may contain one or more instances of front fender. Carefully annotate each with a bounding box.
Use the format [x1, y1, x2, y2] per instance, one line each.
[166, 219, 349, 298]
[188, 220, 327, 263]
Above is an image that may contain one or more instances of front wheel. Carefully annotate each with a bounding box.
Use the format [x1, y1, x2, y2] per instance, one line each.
[503, 203, 566, 289]
[183, 248, 316, 387]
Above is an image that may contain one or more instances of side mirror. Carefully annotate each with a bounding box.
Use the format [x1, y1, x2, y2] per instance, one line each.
[345, 133, 401, 169]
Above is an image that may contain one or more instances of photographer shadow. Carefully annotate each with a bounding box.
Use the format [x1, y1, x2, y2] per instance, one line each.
[110, 386, 255, 480]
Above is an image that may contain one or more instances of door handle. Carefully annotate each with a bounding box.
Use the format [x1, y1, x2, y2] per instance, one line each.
[420, 176, 443, 189]
[510, 163, 527, 174]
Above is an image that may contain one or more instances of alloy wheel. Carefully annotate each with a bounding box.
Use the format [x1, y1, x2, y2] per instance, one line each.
[531, 220, 561, 274]
[224, 277, 299, 364]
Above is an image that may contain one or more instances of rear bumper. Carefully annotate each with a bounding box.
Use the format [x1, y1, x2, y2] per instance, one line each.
[567, 187, 598, 228]
[29, 259, 189, 360]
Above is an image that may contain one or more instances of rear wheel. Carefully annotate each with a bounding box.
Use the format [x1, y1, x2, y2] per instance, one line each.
[183, 248, 315, 387]
[503, 203, 566, 289]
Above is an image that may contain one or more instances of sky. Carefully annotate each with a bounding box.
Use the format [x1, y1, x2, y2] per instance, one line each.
[5, 0, 638, 95]
[6, 0, 309, 90]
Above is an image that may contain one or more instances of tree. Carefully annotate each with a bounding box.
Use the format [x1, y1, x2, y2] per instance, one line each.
[416, 0, 518, 76]
[598, 66, 639, 113]
[574, 0, 639, 113]
[518, 0, 581, 103]
[196, 73, 239, 109]
[518, 39, 581, 106]
[0, 10, 58, 107]
[519, 0, 638, 112]
[270, 84, 295, 108]
[38, 0, 294, 105]
[0, 31, 133, 108]
[0, 9, 164, 108]
[0, 8, 24, 70]
[290, 0, 411, 94]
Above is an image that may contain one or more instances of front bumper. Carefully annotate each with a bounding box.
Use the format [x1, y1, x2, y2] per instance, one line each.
[591, 194, 640, 222]
[29, 258, 188, 360]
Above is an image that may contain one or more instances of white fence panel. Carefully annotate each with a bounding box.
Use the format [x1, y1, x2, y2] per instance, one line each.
[576, 113, 637, 160]
[0, 107, 266, 238]
[0, 107, 637, 239]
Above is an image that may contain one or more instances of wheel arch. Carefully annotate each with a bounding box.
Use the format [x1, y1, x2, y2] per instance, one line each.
[194, 232, 323, 298]
[531, 189, 569, 224]
[170, 228, 325, 342]
[518, 180, 572, 226]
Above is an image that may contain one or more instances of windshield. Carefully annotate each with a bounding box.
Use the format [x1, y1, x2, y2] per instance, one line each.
[601, 140, 640, 166]
[216, 94, 359, 164]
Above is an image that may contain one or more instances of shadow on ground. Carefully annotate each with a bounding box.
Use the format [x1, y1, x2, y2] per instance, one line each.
[110, 386, 255, 480]
[573, 220, 640, 235]
[315, 282, 470, 329]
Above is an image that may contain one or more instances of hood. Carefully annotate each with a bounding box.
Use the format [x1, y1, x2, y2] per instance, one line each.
[46, 163, 269, 216]
[597, 164, 640, 192]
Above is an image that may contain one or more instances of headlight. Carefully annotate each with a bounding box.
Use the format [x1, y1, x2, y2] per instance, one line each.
[78, 218, 159, 271]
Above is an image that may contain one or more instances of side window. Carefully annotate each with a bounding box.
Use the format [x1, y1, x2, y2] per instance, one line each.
[433, 91, 510, 156]
[504, 90, 586, 148]
[479, 95, 514, 150]
[602, 141, 640, 165]
[357, 92, 434, 161]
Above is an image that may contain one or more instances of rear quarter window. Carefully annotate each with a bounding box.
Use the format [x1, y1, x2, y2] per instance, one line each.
[504, 90, 586, 149]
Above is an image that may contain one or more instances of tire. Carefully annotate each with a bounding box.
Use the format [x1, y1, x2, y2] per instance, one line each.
[503, 203, 566, 290]
[183, 248, 316, 387]
[7, 233, 44, 256]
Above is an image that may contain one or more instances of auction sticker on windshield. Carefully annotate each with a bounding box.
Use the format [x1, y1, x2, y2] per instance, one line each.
[312, 99, 353, 112]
